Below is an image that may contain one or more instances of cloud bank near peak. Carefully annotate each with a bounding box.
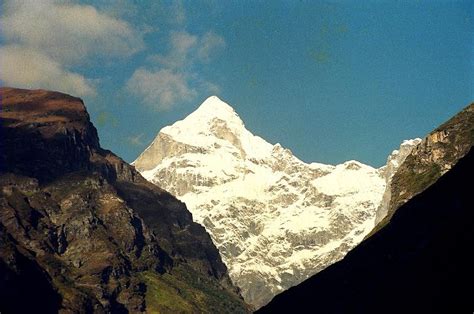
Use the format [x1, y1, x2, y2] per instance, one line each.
[127, 30, 225, 111]
[127, 69, 197, 111]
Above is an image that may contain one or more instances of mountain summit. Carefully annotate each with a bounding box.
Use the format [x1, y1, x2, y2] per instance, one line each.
[184, 96, 242, 123]
[134, 96, 273, 174]
[162, 96, 246, 138]
[133, 96, 417, 308]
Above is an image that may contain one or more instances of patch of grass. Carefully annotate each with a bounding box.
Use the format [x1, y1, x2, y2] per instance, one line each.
[139, 264, 249, 313]
[140, 271, 194, 313]
[402, 163, 441, 197]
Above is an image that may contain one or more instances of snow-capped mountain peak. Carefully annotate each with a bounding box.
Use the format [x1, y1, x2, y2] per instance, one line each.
[191, 95, 239, 120]
[161, 96, 244, 139]
[155, 96, 274, 162]
[133, 96, 416, 308]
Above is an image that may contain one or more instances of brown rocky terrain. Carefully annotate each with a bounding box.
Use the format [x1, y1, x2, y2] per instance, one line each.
[0, 87, 248, 313]
[373, 102, 474, 232]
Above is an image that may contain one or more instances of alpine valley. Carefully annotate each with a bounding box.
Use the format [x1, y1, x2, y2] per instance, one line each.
[133, 96, 421, 308]
[1, 87, 472, 313]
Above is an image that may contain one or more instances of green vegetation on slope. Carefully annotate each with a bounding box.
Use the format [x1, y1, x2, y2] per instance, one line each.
[140, 264, 249, 313]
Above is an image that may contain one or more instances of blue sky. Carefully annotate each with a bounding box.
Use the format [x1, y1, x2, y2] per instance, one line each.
[1, 0, 473, 166]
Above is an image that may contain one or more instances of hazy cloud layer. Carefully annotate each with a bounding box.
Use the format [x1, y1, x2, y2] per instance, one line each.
[151, 31, 225, 69]
[130, 30, 225, 110]
[149, 31, 199, 69]
[1, 0, 143, 63]
[171, 0, 187, 25]
[0, 45, 95, 96]
[198, 32, 226, 62]
[0, 0, 143, 97]
[127, 69, 197, 110]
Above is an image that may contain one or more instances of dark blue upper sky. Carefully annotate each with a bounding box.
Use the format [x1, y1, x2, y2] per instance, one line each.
[2, 0, 473, 167]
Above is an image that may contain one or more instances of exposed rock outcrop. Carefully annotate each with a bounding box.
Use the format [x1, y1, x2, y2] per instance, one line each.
[374, 138, 422, 225]
[374, 103, 474, 230]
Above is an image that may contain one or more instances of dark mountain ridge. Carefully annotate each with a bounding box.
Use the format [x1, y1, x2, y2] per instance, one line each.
[0, 87, 248, 313]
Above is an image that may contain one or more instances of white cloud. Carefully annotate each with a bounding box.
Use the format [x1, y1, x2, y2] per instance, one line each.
[131, 30, 225, 109]
[0, 45, 95, 97]
[150, 31, 225, 69]
[198, 31, 226, 62]
[126, 68, 197, 110]
[171, 31, 198, 55]
[0, 0, 143, 97]
[150, 31, 198, 69]
[171, 0, 186, 25]
[1, 0, 144, 63]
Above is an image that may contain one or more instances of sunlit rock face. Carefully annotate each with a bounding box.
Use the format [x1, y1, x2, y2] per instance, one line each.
[375, 103, 474, 228]
[375, 139, 422, 225]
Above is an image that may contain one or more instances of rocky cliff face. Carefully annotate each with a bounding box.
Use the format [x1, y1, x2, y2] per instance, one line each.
[374, 102, 474, 229]
[258, 146, 474, 314]
[374, 139, 422, 225]
[0, 88, 248, 313]
[133, 96, 411, 308]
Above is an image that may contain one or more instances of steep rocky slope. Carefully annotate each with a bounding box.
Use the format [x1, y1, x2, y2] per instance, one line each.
[258, 146, 474, 314]
[374, 138, 422, 226]
[374, 102, 474, 229]
[0, 88, 248, 313]
[133, 96, 416, 308]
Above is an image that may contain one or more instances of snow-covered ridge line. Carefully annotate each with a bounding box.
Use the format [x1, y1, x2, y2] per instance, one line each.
[133, 95, 420, 308]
